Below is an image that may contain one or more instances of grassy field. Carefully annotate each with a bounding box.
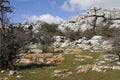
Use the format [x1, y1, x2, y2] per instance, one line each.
[0, 50, 120, 80]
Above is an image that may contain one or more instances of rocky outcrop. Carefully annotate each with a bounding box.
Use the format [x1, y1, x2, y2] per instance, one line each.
[53, 35, 112, 51]
[92, 54, 120, 72]
[13, 21, 43, 33]
[58, 6, 120, 32]
[75, 36, 112, 51]
[19, 53, 64, 65]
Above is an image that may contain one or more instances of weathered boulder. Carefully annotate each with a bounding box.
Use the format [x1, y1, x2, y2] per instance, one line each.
[112, 66, 120, 70]
[81, 40, 90, 44]
[88, 40, 100, 45]
[74, 39, 84, 44]
[1, 70, 5, 73]
[91, 36, 102, 41]
[53, 36, 65, 48]
[101, 40, 112, 50]
[77, 44, 91, 50]
[92, 65, 107, 72]
[9, 70, 16, 76]
[60, 40, 70, 48]
[76, 64, 93, 74]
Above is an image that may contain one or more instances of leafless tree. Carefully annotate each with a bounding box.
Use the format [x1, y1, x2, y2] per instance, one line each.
[0, 0, 12, 28]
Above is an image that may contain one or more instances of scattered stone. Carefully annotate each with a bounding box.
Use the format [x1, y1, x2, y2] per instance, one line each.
[112, 66, 120, 70]
[1, 70, 5, 73]
[16, 74, 23, 78]
[74, 58, 85, 62]
[116, 61, 120, 65]
[92, 65, 107, 72]
[0, 78, 11, 80]
[91, 36, 103, 40]
[4, 78, 11, 80]
[8, 70, 22, 77]
[52, 69, 72, 78]
[99, 61, 105, 64]
[9, 70, 16, 76]
[76, 64, 93, 74]
[92, 54, 120, 72]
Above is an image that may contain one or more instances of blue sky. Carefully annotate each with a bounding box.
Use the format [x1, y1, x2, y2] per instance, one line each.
[10, 0, 120, 23]
[10, 0, 80, 23]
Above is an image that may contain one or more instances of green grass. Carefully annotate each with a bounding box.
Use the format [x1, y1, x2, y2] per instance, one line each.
[0, 50, 120, 80]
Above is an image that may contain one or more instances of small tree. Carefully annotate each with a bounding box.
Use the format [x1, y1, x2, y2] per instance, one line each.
[0, 0, 33, 69]
[0, 0, 14, 69]
[105, 28, 120, 61]
[63, 28, 83, 41]
[35, 23, 56, 53]
[0, 25, 33, 69]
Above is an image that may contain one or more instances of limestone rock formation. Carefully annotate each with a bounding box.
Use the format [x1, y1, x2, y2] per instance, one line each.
[58, 6, 120, 32]
[53, 35, 112, 51]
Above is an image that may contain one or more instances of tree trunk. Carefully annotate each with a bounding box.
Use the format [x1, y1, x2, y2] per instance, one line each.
[42, 45, 47, 53]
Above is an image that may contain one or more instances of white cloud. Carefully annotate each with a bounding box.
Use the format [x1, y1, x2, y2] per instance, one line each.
[60, 0, 120, 11]
[60, 1, 74, 11]
[22, 14, 64, 24]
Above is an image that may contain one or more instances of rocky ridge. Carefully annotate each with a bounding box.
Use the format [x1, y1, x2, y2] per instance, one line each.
[59, 6, 120, 31]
